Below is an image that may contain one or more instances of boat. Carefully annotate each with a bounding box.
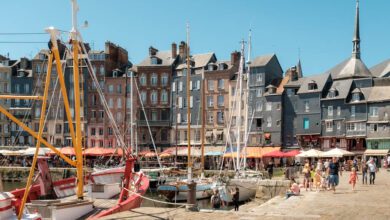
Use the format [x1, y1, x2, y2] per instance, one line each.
[157, 178, 214, 202]
[214, 38, 259, 203]
[0, 1, 149, 219]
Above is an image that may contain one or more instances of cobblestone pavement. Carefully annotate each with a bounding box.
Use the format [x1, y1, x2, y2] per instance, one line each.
[102, 169, 390, 220]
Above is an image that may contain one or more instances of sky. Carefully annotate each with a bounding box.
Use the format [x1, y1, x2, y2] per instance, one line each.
[1, 0, 390, 76]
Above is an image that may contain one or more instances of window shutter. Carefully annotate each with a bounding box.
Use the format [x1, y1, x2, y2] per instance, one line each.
[197, 80, 200, 90]
[179, 82, 183, 91]
[172, 82, 176, 92]
[178, 97, 183, 108]
[177, 113, 181, 123]
[190, 81, 193, 91]
[190, 96, 193, 108]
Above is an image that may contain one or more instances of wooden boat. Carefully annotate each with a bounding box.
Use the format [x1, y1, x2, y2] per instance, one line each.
[157, 179, 214, 202]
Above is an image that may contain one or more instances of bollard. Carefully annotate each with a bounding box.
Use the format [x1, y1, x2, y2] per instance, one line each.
[186, 180, 198, 211]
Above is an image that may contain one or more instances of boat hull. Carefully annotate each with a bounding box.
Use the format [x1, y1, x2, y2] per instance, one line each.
[157, 182, 213, 202]
[216, 179, 257, 203]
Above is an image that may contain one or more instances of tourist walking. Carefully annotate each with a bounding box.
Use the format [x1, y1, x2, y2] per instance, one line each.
[231, 187, 240, 211]
[211, 189, 223, 209]
[361, 160, 368, 184]
[327, 157, 342, 193]
[302, 159, 311, 191]
[313, 169, 322, 192]
[324, 159, 330, 172]
[267, 160, 274, 179]
[367, 158, 377, 185]
[349, 167, 358, 191]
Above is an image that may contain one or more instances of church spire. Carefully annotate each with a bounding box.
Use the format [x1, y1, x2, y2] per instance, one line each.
[352, 0, 360, 59]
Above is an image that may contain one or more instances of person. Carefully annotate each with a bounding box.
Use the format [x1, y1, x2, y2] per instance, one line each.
[349, 167, 358, 191]
[353, 157, 358, 171]
[313, 169, 322, 192]
[286, 178, 300, 199]
[211, 189, 223, 209]
[310, 165, 315, 191]
[321, 172, 328, 190]
[324, 159, 330, 172]
[327, 157, 342, 193]
[302, 159, 311, 191]
[361, 160, 368, 184]
[367, 158, 377, 185]
[267, 160, 274, 179]
[231, 187, 240, 211]
[316, 159, 323, 172]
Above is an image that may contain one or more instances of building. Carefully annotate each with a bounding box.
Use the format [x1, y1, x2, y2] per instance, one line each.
[0, 57, 11, 145]
[204, 51, 240, 147]
[247, 54, 283, 147]
[171, 42, 216, 148]
[136, 44, 178, 150]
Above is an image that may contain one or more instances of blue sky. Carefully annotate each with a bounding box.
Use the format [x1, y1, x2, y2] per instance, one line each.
[1, 0, 390, 75]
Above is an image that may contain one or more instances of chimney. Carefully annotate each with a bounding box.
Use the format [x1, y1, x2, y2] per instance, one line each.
[149, 46, 158, 57]
[231, 51, 240, 65]
[178, 41, 187, 59]
[171, 42, 177, 58]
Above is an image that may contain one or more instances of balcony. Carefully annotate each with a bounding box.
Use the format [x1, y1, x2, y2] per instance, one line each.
[138, 120, 170, 127]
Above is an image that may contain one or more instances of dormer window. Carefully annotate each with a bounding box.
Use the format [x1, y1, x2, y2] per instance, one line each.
[218, 63, 226, 70]
[113, 71, 118, 78]
[328, 88, 338, 98]
[208, 63, 215, 71]
[308, 81, 318, 90]
[151, 57, 158, 65]
[352, 93, 360, 102]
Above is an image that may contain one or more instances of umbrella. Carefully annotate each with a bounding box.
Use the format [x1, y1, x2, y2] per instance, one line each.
[321, 148, 354, 158]
[296, 149, 323, 158]
[159, 152, 172, 158]
[104, 148, 124, 156]
[144, 152, 158, 157]
[22, 147, 50, 156]
[83, 147, 109, 156]
[283, 150, 301, 157]
[262, 150, 285, 158]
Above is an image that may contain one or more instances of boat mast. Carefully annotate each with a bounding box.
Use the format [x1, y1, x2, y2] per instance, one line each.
[130, 71, 135, 155]
[236, 40, 245, 175]
[243, 30, 252, 171]
[200, 58, 205, 177]
[186, 23, 192, 180]
[70, 0, 84, 200]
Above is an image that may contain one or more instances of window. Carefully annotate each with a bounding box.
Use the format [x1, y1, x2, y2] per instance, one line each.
[207, 96, 214, 107]
[303, 118, 309, 130]
[190, 96, 193, 108]
[208, 80, 214, 91]
[217, 95, 224, 107]
[267, 116, 272, 127]
[151, 91, 158, 104]
[195, 130, 201, 142]
[218, 79, 224, 90]
[126, 98, 131, 108]
[100, 65, 105, 75]
[36, 65, 41, 73]
[369, 106, 378, 117]
[256, 74, 262, 82]
[15, 84, 20, 93]
[92, 94, 97, 106]
[287, 89, 295, 97]
[141, 91, 147, 103]
[151, 111, 158, 121]
[337, 106, 341, 116]
[178, 97, 183, 108]
[161, 129, 168, 141]
[328, 91, 335, 98]
[172, 82, 176, 92]
[256, 88, 262, 97]
[256, 101, 262, 111]
[308, 82, 318, 90]
[326, 121, 333, 132]
[179, 81, 183, 91]
[217, 112, 224, 124]
[177, 113, 181, 124]
[370, 124, 378, 132]
[231, 87, 236, 96]
[117, 85, 122, 94]
[266, 103, 272, 111]
[108, 84, 114, 93]
[328, 106, 333, 116]
[161, 90, 168, 104]
[151, 73, 158, 86]
[184, 131, 188, 141]
[207, 112, 214, 123]
[140, 74, 146, 86]
[108, 127, 113, 135]
[91, 110, 96, 118]
[99, 128, 103, 136]
[55, 124, 62, 134]
[99, 111, 104, 119]
[117, 98, 122, 108]
[337, 121, 341, 130]
[24, 84, 29, 93]
[91, 128, 96, 135]
[91, 140, 95, 147]
[151, 57, 158, 64]
[161, 74, 168, 86]
[352, 93, 360, 102]
[196, 80, 200, 90]
[304, 101, 309, 112]
[116, 112, 122, 121]
[108, 98, 113, 108]
[351, 106, 356, 117]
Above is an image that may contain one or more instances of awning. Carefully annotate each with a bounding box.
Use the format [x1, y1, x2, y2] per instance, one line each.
[364, 149, 389, 156]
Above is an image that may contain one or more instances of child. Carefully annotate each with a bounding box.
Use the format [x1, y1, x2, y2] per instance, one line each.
[321, 173, 328, 190]
[349, 167, 358, 191]
[313, 169, 322, 192]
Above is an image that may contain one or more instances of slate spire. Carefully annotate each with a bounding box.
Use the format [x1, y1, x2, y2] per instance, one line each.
[352, 0, 360, 59]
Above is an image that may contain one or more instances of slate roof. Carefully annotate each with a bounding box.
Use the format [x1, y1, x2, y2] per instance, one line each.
[176, 53, 215, 70]
[249, 54, 275, 67]
[322, 79, 353, 100]
[138, 50, 176, 66]
[297, 72, 330, 94]
[370, 58, 390, 78]
[367, 86, 390, 103]
[325, 57, 372, 80]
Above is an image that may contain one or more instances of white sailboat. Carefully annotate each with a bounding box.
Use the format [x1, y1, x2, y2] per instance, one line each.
[215, 37, 259, 203]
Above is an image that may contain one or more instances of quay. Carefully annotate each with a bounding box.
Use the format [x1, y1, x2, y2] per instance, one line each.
[102, 170, 390, 220]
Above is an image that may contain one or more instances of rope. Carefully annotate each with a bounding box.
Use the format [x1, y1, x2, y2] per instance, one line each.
[123, 187, 194, 206]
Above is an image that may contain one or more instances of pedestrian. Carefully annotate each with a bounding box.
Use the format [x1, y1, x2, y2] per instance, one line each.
[316, 159, 323, 172]
[313, 169, 322, 192]
[302, 159, 311, 191]
[231, 187, 240, 211]
[327, 157, 342, 193]
[267, 160, 274, 179]
[367, 158, 377, 184]
[324, 159, 330, 172]
[210, 189, 223, 209]
[361, 160, 368, 184]
[349, 167, 358, 191]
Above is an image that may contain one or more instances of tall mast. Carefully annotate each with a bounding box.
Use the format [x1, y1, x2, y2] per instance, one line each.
[124, 70, 128, 150]
[200, 58, 205, 177]
[243, 30, 252, 171]
[130, 71, 135, 155]
[236, 40, 245, 174]
[186, 23, 192, 180]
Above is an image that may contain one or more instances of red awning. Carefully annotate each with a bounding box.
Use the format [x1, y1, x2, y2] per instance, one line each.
[83, 147, 110, 156]
[283, 150, 301, 157]
[262, 150, 285, 158]
[47, 147, 75, 156]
